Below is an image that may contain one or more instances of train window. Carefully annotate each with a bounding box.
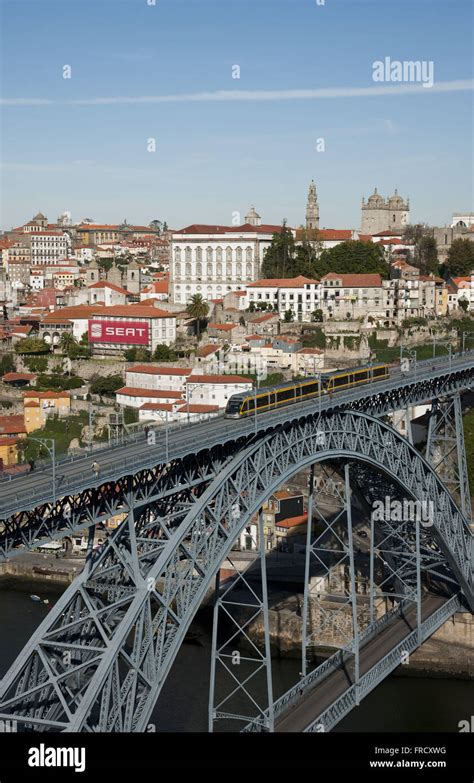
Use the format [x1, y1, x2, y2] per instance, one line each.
[247, 397, 255, 412]
[373, 365, 387, 378]
[334, 374, 348, 387]
[354, 370, 368, 381]
[302, 382, 319, 395]
[276, 387, 295, 403]
[256, 394, 269, 409]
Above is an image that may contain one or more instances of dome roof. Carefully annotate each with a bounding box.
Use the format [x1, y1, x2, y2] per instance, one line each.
[33, 212, 46, 220]
[245, 205, 261, 219]
[367, 188, 384, 205]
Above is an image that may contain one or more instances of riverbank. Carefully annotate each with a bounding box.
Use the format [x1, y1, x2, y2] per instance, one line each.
[1, 554, 471, 680]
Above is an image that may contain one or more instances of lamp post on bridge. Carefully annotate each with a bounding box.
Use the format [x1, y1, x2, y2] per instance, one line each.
[26, 436, 56, 505]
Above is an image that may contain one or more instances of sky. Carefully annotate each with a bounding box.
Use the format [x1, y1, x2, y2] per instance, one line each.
[0, 0, 472, 231]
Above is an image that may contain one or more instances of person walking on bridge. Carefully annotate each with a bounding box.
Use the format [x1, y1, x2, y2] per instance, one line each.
[91, 460, 101, 479]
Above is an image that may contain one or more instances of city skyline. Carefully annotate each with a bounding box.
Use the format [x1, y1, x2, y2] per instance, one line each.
[1, 0, 473, 230]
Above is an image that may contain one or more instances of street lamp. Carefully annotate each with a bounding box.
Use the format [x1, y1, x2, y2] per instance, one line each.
[26, 436, 56, 504]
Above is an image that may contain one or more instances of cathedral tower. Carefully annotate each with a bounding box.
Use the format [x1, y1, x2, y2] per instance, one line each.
[306, 180, 319, 230]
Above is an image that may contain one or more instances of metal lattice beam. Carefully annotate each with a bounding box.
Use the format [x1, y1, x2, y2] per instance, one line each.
[0, 409, 471, 732]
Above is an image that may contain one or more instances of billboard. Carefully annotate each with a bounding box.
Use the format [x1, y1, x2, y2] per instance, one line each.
[88, 319, 149, 345]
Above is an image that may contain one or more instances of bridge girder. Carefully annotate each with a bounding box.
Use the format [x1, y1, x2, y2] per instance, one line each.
[0, 409, 471, 733]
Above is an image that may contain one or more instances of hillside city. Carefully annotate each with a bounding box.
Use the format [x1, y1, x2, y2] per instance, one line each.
[0, 184, 473, 495]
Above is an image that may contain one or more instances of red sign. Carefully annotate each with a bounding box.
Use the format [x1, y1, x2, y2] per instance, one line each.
[88, 319, 149, 345]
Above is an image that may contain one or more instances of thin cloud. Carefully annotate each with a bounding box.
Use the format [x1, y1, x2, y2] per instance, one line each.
[1, 79, 472, 106]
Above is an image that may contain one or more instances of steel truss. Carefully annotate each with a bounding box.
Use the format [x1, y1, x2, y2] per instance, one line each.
[426, 393, 472, 520]
[0, 360, 473, 559]
[0, 409, 471, 732]
[209, 509, 274, 732]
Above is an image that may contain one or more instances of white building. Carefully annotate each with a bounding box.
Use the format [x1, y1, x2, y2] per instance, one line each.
[451, 213, 474, 229]
[185, 374, 253, 409]
[125, 365, 191, 391]
[247, 276, 320, 321]
[30, 231, 70, 264]
[138, 401, 219, 425]
[115, 387, 184, 408]
[170, 219, 284, 305]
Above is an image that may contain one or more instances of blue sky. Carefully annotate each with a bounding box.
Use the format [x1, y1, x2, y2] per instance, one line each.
[1, 0, 472, 231]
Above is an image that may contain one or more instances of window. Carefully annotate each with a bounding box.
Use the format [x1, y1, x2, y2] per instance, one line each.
[185, 263, 191, 276]
[246, 263, 252, 277]
[196, 262, 202, 275]
[175, 247, 181, 261]
[185, 247, 192, 262]
[196, 247, 202, 261]
[226, 263, 232, 277]
[216, 247, 223, 262]
[207, 263, 213, 276]
[226, 246, 232, 263]
[236, 262, 242, 276]
[216, 262, 222, 276]
[206, 247, 213, 263]
[236, 246, 242, 262]
[246, 247, 252, 262]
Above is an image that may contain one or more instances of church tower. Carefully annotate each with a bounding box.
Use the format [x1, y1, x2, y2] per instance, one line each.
[306, 181, 319, 230]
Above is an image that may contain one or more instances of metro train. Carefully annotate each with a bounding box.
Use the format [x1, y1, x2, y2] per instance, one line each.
[224, 363, 390, 418]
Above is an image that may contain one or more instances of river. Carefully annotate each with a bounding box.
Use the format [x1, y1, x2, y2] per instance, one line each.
[0, 582, 472, 733]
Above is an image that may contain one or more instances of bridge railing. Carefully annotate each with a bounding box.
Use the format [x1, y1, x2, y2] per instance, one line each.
[305, 594, 463, 733]
[244, 597, 412, 730]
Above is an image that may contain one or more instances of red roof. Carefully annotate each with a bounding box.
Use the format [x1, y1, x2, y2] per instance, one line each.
[139, 402, 175, 412]
[0, 415, 27, 435]
[196, 344, 221, 357]
[126, 365, 191, 376]
[319, 229, 353, 241]
[116, 387, 183, 399]
[24, 390, 69, 399]
[277, 513, 308, 529]
[174, 223, 285, 235]
[142, 281, 169, 294]
[249, 275, 318, 288]
[208, 323, 238, 331]
[187, 374, 252, 384]
[176, 404, 220, 414]
[251, 313, 278, 323]
[321, 273, 382, 287]
[92, 305, 174, 319]
[88, 281, 129, 295]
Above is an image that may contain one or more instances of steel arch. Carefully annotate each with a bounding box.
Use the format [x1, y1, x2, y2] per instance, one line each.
[0, 409, 472, 732]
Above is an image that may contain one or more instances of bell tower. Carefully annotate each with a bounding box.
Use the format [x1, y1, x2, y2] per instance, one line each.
[306, 181, 319, 230]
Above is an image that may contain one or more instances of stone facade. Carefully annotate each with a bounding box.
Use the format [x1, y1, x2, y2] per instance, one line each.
[361, 188, 409, 234]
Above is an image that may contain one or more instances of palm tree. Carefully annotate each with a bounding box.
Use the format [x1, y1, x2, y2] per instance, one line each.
[186, 294, 209, 339]
[59, 332, 78, 356]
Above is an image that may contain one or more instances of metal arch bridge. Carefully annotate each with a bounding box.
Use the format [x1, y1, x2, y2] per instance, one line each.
[0, 354, 472, 732]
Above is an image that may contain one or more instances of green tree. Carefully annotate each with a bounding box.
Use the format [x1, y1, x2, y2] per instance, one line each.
[314, 241, 387, 279]
[124, 346, 152, 362]
[416, 235, 438, 274]
[59, 332, 78, 356]
[153, 344, 177, 362]
[90, 374, 123, 397]
[459, 298, 469, 312]
[0, 353, 15, 375]
[283, 309, 294, 323]
[186, 293, 209, 339]
[311, 309, 323, 322]
[24, 355, 48, 372]
[14, 337, 50, 355]
[261, 221, 297, 278]
[445, 239, 474, 278]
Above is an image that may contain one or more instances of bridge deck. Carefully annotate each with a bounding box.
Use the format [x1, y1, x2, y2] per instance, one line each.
[275, 593, 446, 732]
[0, 354, 472, 519]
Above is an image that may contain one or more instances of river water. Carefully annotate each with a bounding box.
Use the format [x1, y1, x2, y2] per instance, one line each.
[0, 582, 472, 733]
